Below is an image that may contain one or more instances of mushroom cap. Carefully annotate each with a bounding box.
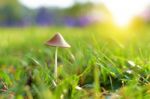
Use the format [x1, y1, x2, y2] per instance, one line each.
[45, 33, 71, 48]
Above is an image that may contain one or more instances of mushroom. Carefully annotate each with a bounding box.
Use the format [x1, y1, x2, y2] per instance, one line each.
[45, 33, 71, 80]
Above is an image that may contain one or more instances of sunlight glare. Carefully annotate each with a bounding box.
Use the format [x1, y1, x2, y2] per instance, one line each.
[101, 0, 150, 26]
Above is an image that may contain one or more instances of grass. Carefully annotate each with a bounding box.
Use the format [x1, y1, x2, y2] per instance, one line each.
[0, 24, 150, 99]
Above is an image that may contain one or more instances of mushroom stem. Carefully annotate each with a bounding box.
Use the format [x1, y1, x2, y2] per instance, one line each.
[54, 47, 58, 80]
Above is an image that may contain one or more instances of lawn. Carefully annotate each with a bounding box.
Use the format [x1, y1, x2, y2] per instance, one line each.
[0, 25, 150, 99]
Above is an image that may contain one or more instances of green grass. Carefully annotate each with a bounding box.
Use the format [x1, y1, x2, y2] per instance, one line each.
[0, 25, 150, 99]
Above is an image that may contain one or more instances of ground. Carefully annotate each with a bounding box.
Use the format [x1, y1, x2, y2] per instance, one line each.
[0, 25, 150, 98]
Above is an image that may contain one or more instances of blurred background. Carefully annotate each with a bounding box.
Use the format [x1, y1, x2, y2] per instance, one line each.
[0, 0, 149, 27]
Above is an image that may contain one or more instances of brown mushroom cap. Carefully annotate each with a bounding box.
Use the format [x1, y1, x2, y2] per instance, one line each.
[45, 33, 71, 48]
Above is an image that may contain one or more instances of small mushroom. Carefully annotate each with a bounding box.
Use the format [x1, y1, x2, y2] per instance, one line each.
[45, 33, 71, 80]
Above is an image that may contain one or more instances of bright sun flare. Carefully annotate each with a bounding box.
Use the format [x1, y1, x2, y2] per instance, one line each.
[102, 0, 149, 26]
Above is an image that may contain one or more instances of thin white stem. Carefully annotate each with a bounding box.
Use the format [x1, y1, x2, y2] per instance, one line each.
[54, 47, 58, 80]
